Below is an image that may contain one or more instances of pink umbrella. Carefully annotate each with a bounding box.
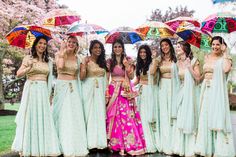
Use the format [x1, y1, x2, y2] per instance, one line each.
[42, 9, 81, 27]
[165, 16, 200, 31]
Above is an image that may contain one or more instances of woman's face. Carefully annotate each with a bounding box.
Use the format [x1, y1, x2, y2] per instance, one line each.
[211, 39, 222, 55]
[67, 37, 78, 52]
[36, 38, 47, 55]
[91, 43, 102, 57]
[113, 43, 123, 56]
[161, 41, 171, 54]
[175, 43, 185, 56]
[139, 48, 147, 61]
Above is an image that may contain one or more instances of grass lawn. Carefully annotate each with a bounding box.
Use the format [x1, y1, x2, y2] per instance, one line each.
[0, 103, 19, 155]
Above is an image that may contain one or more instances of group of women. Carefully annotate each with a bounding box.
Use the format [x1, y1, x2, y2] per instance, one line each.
[12, 34, 235, 157]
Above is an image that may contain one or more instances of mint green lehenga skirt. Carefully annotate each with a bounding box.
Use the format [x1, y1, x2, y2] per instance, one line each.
[12, 80, 61, 156]
[81, 77, 107, 150]
[53, 80, 88, 156]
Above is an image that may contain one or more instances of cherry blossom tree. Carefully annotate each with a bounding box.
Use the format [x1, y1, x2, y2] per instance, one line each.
[149, 6, 195, 22]
[0, 0, 63, 110]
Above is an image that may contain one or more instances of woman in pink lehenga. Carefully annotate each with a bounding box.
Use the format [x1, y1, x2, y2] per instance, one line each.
[106, 39, 146, 156]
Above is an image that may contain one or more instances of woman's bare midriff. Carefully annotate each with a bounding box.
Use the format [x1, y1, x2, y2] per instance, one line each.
[57, 74, 77, 80]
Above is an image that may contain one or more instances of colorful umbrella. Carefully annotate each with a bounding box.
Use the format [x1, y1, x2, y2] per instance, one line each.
[66, 22, 108, 36]
[105, 27, 143, 44]
[6, 25, 52, 49]
[201, 12, 236, 33]
[136, 21, 175, 39]
[176, 22, 212, 50]
[212, 0, 235, 4]
[42, 9, 81, 27]
[165, 16, 200, 31]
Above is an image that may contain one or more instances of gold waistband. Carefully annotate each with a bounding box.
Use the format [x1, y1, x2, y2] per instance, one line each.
[27, 75, 47, 81]
[57, 73, 77, 80]
[112, 76, 125, 82]
[161, 73, 171, 78]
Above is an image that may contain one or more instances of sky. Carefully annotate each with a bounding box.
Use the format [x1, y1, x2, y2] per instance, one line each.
[57, 0, 235, 30]
[58, 0, 236, 56]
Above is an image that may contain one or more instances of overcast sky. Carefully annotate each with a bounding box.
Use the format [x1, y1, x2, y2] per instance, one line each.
[57, 0, 234, 30]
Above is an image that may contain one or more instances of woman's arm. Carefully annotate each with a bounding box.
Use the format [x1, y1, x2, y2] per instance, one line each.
[56, 50, 66, 70]
[133, 76, 140, 86]
[16, 56, 33, 78]
[223, 54, 232, 73]
[56, 41, 67, 70]
[150, 57, 160, 75]
[79, 57, 89, 80]
[187, 59, 201, 82]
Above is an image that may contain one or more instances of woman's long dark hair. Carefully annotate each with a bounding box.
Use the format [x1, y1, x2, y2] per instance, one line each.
[89, 40, 108, 71]
[31, 36, 49, 62]
[136, 45, 152, 77]
[160, 38, 177, 63]
[110, 39, 126, 72]
[178, 41, 193, 60]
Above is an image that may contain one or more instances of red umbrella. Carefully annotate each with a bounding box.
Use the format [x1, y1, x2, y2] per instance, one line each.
[6, 25, 52, 49]
[42, 9, 81, 27]
[165, 16, 200, 31]
[176, 22, 212, 50]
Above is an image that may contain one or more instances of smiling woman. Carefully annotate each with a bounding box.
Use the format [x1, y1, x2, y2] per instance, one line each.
[11, 36, 61, 157]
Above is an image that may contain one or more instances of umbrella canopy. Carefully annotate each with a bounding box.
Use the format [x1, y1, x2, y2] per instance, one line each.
[201, 12, 236, 33]
[105, 27, 143, 44]
[6, 25, 52, 49]
[66, 22, 108, 36]
[212, 0, 235, 4]
[165, 16, 200, 31]
[136, 21, 175, 39]
[42, 9, 81, 27]
[176, 22, 212, 50]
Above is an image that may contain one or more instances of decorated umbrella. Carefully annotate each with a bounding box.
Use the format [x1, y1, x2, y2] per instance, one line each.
[201, 12, 236, 33]
[165, 16, 200, 31]
[42, 9, 81, 27]
[136, 21, 175, 39]
[66, 22, 108, 51]
[176, 22, 212, 50]
[5, 25, 52, 48]
[105, 26, 143, 44]
[66, 22, 108, 36]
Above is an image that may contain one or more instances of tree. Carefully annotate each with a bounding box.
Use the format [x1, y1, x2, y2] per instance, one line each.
[0, 0, 61, 110]
[149, 6, 195, 22]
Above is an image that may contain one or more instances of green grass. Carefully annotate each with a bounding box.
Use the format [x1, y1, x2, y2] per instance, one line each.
[5, 103, 20, 111]
[0, 116, 16, 155]
[0, 103, 19, 155]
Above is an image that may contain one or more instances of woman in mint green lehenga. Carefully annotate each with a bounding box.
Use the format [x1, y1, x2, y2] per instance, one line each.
[195, 36, 235, 157]
[53, 35, 88, 156]
[135, 45, 160, 153]
[158, 38, 180, 155]
[172, 41, 201, 157]
[12, 36, 61, 156]
[80, 40, 108, 150]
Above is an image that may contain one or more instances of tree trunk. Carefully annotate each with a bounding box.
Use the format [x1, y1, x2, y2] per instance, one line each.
[0, 48, 6, 110]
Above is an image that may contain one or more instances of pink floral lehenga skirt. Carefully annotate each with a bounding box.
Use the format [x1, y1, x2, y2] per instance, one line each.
[106, 81, 146, 155]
